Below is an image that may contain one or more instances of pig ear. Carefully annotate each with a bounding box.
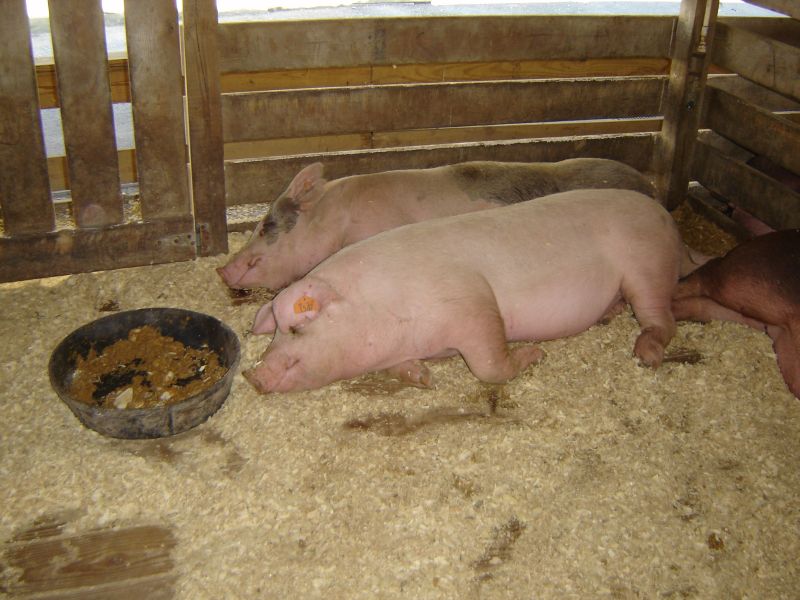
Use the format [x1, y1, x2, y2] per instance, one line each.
[252, 302, 277, 335]
[273, 280, 340, 333]
[287, 163, 326, 211]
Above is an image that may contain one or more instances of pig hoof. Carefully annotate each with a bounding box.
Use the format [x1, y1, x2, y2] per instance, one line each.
[386, 360, 433, 388]
[633, 330, 665, 368]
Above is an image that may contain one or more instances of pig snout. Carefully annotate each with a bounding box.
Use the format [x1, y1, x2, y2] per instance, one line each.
[217, 253, 264, 289]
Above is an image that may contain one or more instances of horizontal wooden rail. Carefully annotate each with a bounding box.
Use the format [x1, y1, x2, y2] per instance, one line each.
[712, 20, 800, 101]
[692, 138, 800, 229]
[216, 15, 675, 73]
[705, 83, 800, 176]
[224, 132, 656, 206]
[0, 216, 196, 283]
[221, 76, 666, 143]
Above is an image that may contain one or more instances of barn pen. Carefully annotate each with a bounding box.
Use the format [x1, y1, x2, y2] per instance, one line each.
[1, 0, 799, 597]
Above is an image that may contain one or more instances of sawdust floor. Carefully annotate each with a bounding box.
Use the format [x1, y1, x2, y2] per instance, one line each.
[1, 205, 799, 599]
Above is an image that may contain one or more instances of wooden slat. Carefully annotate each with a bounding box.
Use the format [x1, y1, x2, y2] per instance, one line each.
[0, 217, 196, 283]
[692, 138, 800, 229]
[224, 132, 656, 206]
[216, 16, 675, 74]
[705, 83, 800, 176]
[654, 0, 720, 210]
[708, 74, 800, 112]
[0, 0, 55, 235]
[712, 21, 800, 102]
[223, 118, 663, 161]
[124, 0, 191, 220]
[221, 57, 671, 92]
[2, 524, 175, 596]
[222, 77, 666, 143]
[744, 0, 800, 19]
[183, 0, 227, 256]
[48, 0, 123, 228]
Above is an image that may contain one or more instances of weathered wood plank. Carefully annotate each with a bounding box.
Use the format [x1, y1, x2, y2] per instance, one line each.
[221, 57, 671, 93]
[224, 133, 656, 206]
[2, 524, 175, 597]
[744, 0, 800, 19]
[217, 16, 675, 73]
[692, 138, 800, 229]
[48, 0, 123, 228]
[183, 0, 228, 255]
[654, 0, 720, 210]
[0, 0, 55, 235]
[0, 217, 196, 283]
[705, 83, 800, 176]
[124, 0, 191, 220]
[712, 21, 800, 101]
[222, 77, 666, 143]
[708, 74, 800, 112]
[223, 118, 662, 161]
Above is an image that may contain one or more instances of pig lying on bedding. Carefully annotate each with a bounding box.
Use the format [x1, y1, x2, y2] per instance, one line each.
[672, 229, 800, 399]
[244, 188, 695, 394]
[218, 158, 654, 291]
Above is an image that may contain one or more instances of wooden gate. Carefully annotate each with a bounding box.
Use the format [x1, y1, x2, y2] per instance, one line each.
[0, 0, 227, 283]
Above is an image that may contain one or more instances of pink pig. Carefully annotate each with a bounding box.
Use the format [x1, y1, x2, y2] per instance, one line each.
[243, 188, 697, 394]
[217, 159, 654, 291]
[672, 229, 800, 398]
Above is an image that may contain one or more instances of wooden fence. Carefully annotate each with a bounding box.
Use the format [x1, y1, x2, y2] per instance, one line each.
[0, 0, 797, 283]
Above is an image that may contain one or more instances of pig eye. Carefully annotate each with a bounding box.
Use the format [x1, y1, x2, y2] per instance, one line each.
[288, 325, 300, 335]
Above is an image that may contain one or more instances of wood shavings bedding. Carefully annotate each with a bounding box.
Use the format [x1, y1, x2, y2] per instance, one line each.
[1, 220, 798, 599]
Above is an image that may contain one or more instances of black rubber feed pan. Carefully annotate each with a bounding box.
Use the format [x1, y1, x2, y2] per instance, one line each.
[49, 308, 240, 439]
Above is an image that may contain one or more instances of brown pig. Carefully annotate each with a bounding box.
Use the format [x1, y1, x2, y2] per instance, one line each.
[243, 188, 695, 394]
[672, 229, 800, 398]
[217, 158, 654, 291]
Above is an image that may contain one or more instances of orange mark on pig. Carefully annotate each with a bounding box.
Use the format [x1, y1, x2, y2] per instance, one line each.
[294, 295, 319, 314]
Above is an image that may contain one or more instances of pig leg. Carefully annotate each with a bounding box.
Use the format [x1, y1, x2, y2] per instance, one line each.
[672, 295, 767, 331]
[450, 299, 544, 383]
[623, 268, 677, 368]
[385, 360, 432, 388]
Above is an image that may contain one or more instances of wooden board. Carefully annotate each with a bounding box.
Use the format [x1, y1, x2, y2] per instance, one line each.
[222, 118, 663, 161]
[221, 57, 671, 92]
[0, 0, 55, 235]
[654, 0, 720, 210]
[222, 77, 665, 143]
[692, 138, 800, 229]
[705, 84, 800, 176]
[0, 217, 196, 283]
[224, 133, 656, 206]
[712, 21, 800, 102]
[745, 0, 800, 19]
[48, 0, 123, 228]
[1, 515, 176, 598]
[216, 15, 675, 73]
[183, 0, 228, 256]
[124, 0, 191, 220]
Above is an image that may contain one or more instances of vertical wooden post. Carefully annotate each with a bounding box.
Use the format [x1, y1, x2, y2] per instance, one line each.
[654, 0, 720, 210]
[124, 0, 191, 221]
[48, 0, 123, 228]
[183, 0, 228, 256]
[0, 0, 55, 235]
